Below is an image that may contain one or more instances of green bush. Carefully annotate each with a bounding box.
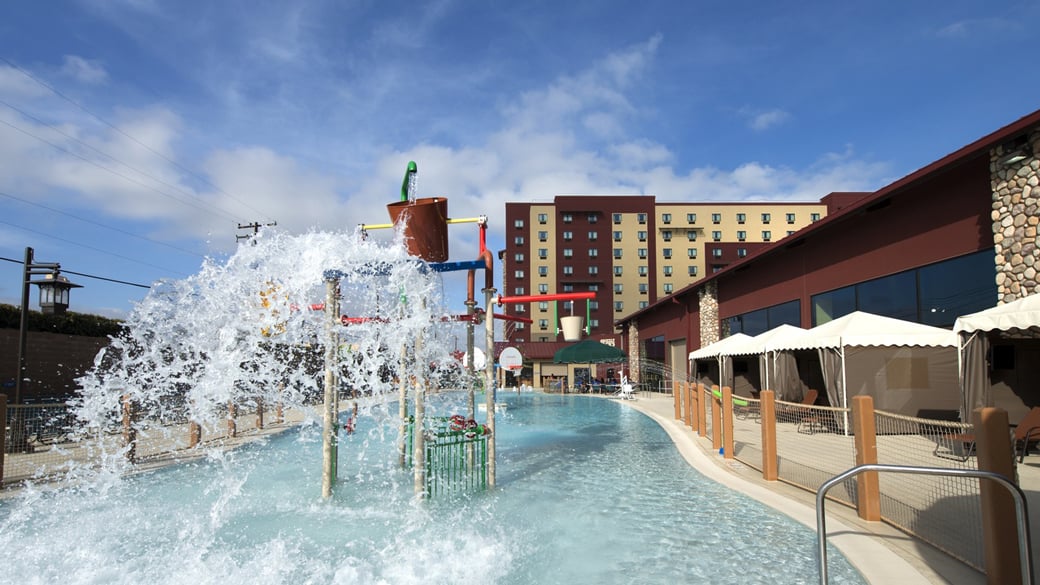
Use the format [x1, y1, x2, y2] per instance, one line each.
[0, 303, 124, 337]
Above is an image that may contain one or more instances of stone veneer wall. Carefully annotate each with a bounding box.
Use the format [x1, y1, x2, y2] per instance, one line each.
[626, 321, 639, 383]
[991, 129, 1040, 303]
[698, 280, 719, 347]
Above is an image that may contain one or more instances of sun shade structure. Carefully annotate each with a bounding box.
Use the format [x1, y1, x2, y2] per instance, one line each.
[954, 292, 1040, 424]
[553, 339, 627, 364]
[713, 325, 807, 396]
[763, 311, 959, 425]
[687, 333, 752, 390]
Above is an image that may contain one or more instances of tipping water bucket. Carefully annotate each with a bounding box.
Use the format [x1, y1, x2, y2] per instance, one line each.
[386, 197, 449, 262]
[560, 315, 584, 341]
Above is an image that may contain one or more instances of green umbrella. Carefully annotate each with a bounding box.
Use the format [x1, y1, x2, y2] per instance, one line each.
[553, 339, 627, 364]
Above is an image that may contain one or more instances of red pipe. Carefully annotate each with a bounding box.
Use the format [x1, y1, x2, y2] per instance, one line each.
[495, 292, 596, 305]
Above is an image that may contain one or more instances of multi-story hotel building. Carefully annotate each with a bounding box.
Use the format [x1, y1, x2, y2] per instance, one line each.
[501, 194, 854, 343]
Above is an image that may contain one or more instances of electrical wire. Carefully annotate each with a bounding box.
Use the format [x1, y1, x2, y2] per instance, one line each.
[0, 56, 277, 224]
[0, 256, 151, 288]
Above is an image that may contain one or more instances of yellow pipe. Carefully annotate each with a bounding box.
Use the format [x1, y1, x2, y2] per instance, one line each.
[359, 223, 395, 230]
[446, 217, 484, 224]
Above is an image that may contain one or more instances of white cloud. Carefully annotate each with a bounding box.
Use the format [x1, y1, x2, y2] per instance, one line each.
[748, 109, 791, 131]
[60, 55, 109, 85]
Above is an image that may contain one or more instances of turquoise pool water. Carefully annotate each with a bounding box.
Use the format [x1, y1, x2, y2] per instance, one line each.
[0, 392, 864, 584]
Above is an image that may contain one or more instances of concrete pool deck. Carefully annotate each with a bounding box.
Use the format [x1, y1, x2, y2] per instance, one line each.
[616, 391, 988, 585]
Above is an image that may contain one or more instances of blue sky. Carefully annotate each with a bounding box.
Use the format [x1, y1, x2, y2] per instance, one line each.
[1, 0, 1038, 319]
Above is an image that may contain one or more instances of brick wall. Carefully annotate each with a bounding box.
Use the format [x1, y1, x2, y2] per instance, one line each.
[0, 329, 110, 402]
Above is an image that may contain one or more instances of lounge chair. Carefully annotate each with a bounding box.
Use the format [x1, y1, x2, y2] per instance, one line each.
[793, 390, 827, 434]
[934, 406, 1040, 463]
[614, 377, 636, 400]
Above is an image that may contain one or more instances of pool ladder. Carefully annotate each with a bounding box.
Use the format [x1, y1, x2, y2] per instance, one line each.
[816, 464, 1034, 585]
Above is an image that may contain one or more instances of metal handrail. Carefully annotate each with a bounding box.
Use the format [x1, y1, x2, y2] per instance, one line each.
[816, 463, 1033, 585]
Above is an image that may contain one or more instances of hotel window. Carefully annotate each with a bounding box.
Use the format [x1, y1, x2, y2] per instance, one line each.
[588, 284, 598, 291]
[563, 231, 573, 241]
[688, 266, 698, 276]
[712, 213, 722, 224]
[638, 248, 648, 259]
[613, 213, 622, 224]
[562, 213, 573, 223]
[515, 287, 525, 295]
[588, 231, 598, 240]
[663, 283, 674, 293]
[538, 266, 548, 276]
[639, 283, 648, 294]
[638, 266, 648, 276]
[563, 248, 573, 258]
[687, 213, 697, 223]
[811, 213, 821, 222]
[588, 266, 599, 275]
[514, 236, 524, 245]
[539, 301, 548, 311]
[762, 230, 772, 241]
[587, 213, 598, 223]
[514, 270, 525, 279]
[613, 231, 623, 241]
[588, 248, 598, 257]
[538, 319, 548, 329]
[786, 213, 796, 224]
[562, 284, 574, 292]
[515, 305, 526, 313]
[515, 322, 525, 330]
[737, 248, 747, 258]
[537, 213, 548, 224]
[787, 230, 796, 236]
[712, 231, 722, 241]
[538, 248, 548, 259]
[514, 219, 524, 228]
[613, 248, 623, 259]
[637, 231, 647, 241]
[662, 230, 672, 241]
[663, 265, 673, 276]
[563, 266, 573, 275]
[639, 301, 649, 309]
[712, 248, 723, 258]
[661, 213, 672, 224]
[737, 230, 746, 242]
[687, 248, 698, 258]
[614, 283, 623, 293]
[538, 284, 548, 293]
[514, 252, 525, 262]
[589, 319, 599, 328]
[538, 231, 548, 241]
[662, 248, 672, 259]
[614, 301, 624, 312]
[687, 231, 697, 242]
[614, 266, 623, 276]
[637, 213, 647, 224]
[761, 213, 771, 224]
[736, 213, 746, 224]
[589, 301, 599, 310]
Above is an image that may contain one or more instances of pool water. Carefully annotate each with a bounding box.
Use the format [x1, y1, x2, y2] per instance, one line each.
[0, 392, 864, 584]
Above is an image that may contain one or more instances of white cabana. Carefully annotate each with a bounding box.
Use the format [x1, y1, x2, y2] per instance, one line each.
[764, 311, 960, 422]
[688, 333, 752, 390]
[715, 324, 806, 396]
[954, 293, 1040, 424]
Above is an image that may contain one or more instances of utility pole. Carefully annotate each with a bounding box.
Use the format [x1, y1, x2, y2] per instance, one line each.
[236, 221, 277, 243]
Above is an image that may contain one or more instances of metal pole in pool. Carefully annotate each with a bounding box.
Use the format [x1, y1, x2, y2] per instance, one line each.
[413, 311, 427, 496]
[321, 278, 340, 499]
[484, 285, 496, 487]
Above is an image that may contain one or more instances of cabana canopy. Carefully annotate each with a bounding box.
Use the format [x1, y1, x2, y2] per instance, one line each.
[716, 324, 806, 395]
[954, 293, 1040, 424]
[688, 333, 752, 391]
[764, 311, 959, 420]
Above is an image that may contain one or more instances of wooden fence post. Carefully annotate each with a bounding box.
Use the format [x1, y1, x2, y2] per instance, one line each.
[122, 394, 136, 464]
[721, 386, 734, 459]
[256, 397, 264, 430]
[974, 407, 1021, 585]
[689, 382, 699, 431]
[697, 383, 707, 437]
[673, 380, 682, 420]
[711, 385, 722, 451]
[760, 390, 777, 481]
[851, 395, 880, 521]
[227, 400, 237, 438]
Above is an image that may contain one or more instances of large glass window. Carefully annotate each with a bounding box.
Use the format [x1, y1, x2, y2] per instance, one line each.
[810, 250, 996, 327]
[726, 299, 800, 336]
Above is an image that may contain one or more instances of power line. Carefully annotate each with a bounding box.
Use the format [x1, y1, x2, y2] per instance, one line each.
[0, 56, 277, 224]
[0, 97, 246, 227]
[0, 219, 188, 275]
[0, 256, 151, 289]
[0, 191, 206, 258]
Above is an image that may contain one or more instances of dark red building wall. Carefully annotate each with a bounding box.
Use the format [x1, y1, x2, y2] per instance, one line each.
[716, 155, 994, 323]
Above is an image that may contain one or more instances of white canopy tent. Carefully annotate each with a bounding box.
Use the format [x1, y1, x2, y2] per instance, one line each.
[715, 324, 806, 396]
[688, 333, 752, 390]
[954, 292, 1040, 424]
[764, 311, 960, 424]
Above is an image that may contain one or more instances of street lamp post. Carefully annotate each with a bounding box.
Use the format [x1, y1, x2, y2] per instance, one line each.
[14, 246, 82, 405]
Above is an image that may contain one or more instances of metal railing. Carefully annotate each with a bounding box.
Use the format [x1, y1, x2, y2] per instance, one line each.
[816, 464, 1034, 585]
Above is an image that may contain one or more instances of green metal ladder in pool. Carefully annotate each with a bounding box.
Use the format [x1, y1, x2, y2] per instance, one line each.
[404, 416, 490, 497]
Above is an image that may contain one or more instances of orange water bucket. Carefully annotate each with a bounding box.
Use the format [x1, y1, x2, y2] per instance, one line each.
[386, 197, 449, 262]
